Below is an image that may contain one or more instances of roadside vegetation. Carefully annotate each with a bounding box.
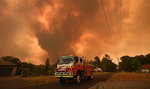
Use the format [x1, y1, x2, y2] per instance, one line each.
[0, 53, 150, 77]
[90, 54, 150, 72]
[119, 54, 150, 72]
[89, 54, 117, 72]
[0, 56, 56, 77]
[21, 75, 58, 84]
[108, 72, 150, 81]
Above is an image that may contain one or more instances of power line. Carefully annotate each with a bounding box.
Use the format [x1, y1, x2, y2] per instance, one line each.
[100, 0, 118, 57]
[105, 0, 119, 58]
[99, 0, 122, 61]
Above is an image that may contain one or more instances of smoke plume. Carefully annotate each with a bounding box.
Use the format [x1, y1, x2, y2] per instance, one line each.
[0, 0, 150, 64]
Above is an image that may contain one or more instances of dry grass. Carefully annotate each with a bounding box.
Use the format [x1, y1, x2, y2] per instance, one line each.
[108, 72, 150, 81]
[21, 75, 58, 84]
[93, 72, 110, 76]
[22, 72, 108, 84]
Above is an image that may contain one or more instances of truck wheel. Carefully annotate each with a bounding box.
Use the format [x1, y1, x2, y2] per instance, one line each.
[59, 78, 66, 84]
[75, 74, 81, 84]
[87, 72, 93, 80]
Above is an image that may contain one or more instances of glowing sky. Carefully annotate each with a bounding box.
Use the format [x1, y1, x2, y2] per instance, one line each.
[0, 0, 150, 64]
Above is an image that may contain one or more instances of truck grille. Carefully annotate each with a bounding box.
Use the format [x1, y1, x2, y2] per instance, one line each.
[55, 72, 72, 76]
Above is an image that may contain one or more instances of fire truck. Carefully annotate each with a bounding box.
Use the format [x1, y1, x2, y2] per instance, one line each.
[55, 56, 93, 84]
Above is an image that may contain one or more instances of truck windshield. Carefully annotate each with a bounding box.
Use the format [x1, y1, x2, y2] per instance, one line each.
[58, 58, 74, 64]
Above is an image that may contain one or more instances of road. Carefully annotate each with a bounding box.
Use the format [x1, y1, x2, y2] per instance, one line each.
[89, 81, 150, 89]
[19, 73, 113, 89]
[0, 76, 33, 89]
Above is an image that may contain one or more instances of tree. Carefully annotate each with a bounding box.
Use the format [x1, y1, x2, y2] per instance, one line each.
[134, 54, 150, 65]
[94, 56, 101, 68]
[145, 54, 150, 64]
[120, 56, 133, 72]
[101, 54, 117, 72]
[120, 53, 150, 72]
[101, 57, 107, 72]
[21, 62, 34, 77]
[132, 59, 141, 71]
[134, 55, 145, 65]
[44, 58, 50, 74]
[120, 55, 142, 72]
[2, 56, 21, 64]
[104, 54, 112, 60]
[33, 65, 45, 75]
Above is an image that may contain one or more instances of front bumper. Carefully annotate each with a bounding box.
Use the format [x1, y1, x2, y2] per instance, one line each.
[55, 72, 74, 78]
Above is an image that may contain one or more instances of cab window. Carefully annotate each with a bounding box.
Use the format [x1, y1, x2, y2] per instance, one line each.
[74, 56, 78, 63]
[80, 58, 83, 63]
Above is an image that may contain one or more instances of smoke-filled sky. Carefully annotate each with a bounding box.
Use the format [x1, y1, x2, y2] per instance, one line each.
[0, 0, 150, 64]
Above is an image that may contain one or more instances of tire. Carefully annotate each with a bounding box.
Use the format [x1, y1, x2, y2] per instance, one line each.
[59, 78, 66, 84]
[87, 72, 93, 80]
[75, 74, 81, 84]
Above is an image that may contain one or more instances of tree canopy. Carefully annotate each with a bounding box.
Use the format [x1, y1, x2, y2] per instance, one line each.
[119, 54, 150, 72]
[90, 54, 117, 72]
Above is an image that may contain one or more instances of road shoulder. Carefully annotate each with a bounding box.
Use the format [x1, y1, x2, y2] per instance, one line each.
[89, 81, 150, 89]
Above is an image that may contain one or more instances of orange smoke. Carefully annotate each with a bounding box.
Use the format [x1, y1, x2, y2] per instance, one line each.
[0, 0, 150, 64]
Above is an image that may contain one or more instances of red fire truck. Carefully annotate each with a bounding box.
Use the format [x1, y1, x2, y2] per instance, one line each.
[55, 56, 93, 84]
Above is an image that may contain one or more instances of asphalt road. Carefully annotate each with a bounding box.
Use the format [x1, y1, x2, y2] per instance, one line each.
[89, 81, 150, 89]
[19, 73, 113, 89]
[0, 76, 33, 89]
